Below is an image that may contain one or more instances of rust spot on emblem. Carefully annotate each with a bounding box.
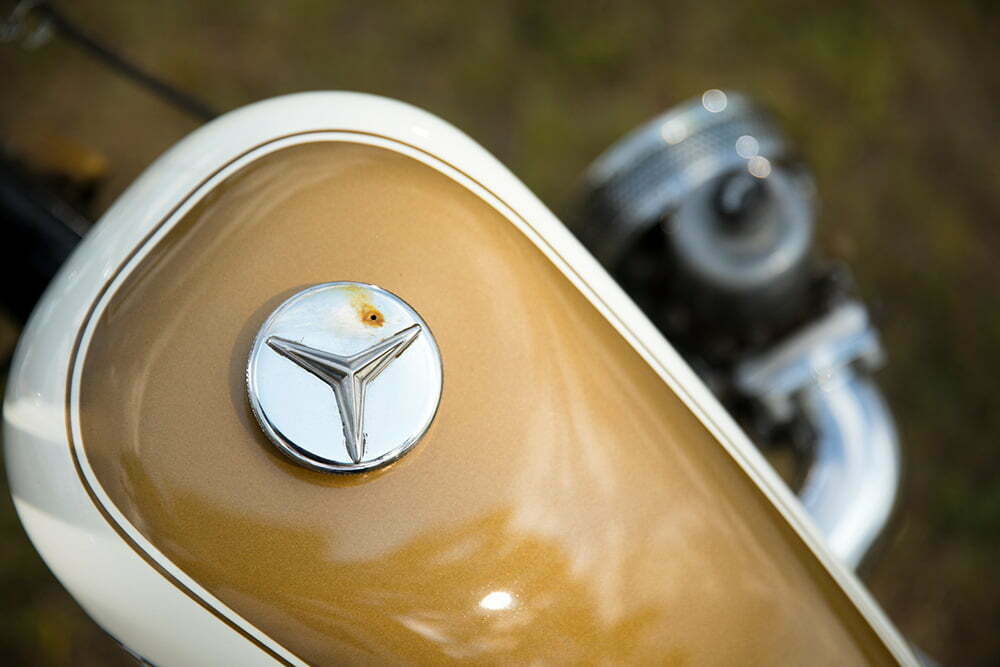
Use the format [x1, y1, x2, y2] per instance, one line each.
[359, 306, 384, 327]
[345, 284, 385, 327]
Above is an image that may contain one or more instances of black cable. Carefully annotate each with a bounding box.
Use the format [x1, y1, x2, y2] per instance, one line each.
[32, 1, 219, 122]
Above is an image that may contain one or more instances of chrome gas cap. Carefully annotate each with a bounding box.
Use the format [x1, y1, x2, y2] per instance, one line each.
[246, 282, 442, 473]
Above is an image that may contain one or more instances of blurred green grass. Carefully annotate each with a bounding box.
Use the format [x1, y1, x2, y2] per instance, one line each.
[2, 0, 999, 664]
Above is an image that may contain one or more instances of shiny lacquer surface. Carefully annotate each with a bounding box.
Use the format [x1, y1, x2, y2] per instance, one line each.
[78, 141, 894, 664]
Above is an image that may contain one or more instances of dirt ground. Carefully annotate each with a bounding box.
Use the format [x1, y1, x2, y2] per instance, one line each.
[2, 1, 998, 664]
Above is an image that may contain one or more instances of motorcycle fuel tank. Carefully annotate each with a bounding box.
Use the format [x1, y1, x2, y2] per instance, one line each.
[2, 93, 916, 665]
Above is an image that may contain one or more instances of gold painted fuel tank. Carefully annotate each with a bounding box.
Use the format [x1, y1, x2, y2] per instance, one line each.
[74, 140, 897, 664]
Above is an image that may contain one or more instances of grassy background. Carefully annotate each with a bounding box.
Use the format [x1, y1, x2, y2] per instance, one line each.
[2, 1, 998, 664]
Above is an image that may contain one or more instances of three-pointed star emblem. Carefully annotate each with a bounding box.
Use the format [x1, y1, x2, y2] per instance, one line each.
[266, 324, 422, 464]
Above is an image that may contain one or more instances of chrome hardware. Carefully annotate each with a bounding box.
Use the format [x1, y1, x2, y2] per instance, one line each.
[736, 302, 899, 568]
[572, 90, 900, 568]
[247, 282, 442, 474]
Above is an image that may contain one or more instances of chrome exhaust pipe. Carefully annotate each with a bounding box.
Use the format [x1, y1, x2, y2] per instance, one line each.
[799, 375, 900, 568]
[735, 301, 899, 568]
